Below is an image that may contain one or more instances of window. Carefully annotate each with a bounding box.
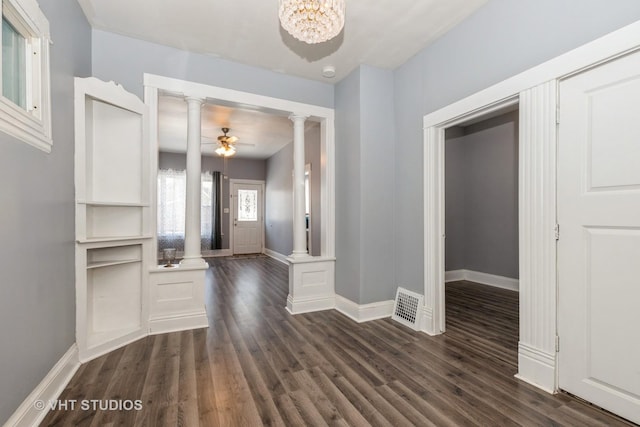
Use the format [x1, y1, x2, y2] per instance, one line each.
[157, 169, 216, 252]
[237, 189, 258, 222]
[2, 17, 26, 108]
[0, 0, 51, 152]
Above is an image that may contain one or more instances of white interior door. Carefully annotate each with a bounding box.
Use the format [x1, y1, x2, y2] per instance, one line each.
[558, 51, 640, 424]
[232, 182, 263, 254]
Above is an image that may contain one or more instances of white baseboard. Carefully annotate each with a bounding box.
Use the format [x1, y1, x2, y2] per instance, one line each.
[516, 342, 557, 394]
[445, 269, 519, 291]
[263, 248, 288, 265]
[148, 311, 209, 335]
[419, 305, 439, 336]
[5, 344, 80, 427]
[286, 294, 335, 314]
[335, 295, 394, 323]
[444, 269, 465, 282]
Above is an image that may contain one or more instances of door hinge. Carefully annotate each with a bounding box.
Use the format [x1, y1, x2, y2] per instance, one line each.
[556, 106, 560, 124]
[555, 335, 560, 352]
[554, 224, 560, 240]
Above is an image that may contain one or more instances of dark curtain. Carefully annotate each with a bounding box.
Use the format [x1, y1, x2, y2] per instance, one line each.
[212, 171, 223, 249]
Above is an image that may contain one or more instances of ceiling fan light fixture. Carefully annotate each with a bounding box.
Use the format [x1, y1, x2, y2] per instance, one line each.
[279, 0, 345, 44]
[215, 144, 236, 157]
[215, 127, 237, 157]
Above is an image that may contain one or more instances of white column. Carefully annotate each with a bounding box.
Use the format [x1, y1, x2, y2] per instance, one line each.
[180, 96, 207, 267]
[516, 81, 558, 392]
[290, 114, 309, 258]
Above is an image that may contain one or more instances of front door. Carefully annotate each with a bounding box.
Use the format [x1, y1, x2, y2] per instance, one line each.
[232, 182, 263, 254]
[558, 50, 640, 424]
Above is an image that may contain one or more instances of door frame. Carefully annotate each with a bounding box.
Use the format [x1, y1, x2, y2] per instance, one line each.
[423, 21, 640, 395]
[229, 178, 265, 255]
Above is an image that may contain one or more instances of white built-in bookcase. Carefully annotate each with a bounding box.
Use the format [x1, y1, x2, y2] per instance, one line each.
[74, 77, 151, 362]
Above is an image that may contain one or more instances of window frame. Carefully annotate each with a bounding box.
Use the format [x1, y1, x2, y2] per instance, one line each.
[0, 0, 51, 152]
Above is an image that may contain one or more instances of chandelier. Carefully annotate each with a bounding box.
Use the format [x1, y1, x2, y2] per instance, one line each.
[279, 0, 346, 44]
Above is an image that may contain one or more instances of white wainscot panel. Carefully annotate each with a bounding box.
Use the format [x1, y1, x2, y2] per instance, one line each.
[149, 266, 208, 334]
[287, 258, 335, 314]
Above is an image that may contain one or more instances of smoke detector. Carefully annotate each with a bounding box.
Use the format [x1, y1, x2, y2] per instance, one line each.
[322, 65, 336, 79]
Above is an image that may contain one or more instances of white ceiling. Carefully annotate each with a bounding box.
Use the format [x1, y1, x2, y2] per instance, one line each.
[77, 0, 488, 82]
[158, 95, 317, 159]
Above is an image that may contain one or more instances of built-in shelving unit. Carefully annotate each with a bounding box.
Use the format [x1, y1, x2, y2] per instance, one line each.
[74, 77, 151, 362]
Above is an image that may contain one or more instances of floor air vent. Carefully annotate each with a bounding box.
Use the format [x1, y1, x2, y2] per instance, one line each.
[392, 287, 424, 331]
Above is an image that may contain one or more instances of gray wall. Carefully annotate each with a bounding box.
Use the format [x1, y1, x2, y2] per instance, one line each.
[335, 65, 395, 304]
[358, 66, 395, 303]
[265, 143, 293, 256]
[0, 0, 91, 423]
[158, 152, 265, 250]
[335, 68, 361, 302]
[393, 0, 640, 295]
[445, 112, 519, 279]
[91, 30, 334, 107]
[264, 124, 322, 256]
[444, 127, 466, 271]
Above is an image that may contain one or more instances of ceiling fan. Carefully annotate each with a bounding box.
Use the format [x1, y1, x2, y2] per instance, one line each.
[201, 127, 240, 157]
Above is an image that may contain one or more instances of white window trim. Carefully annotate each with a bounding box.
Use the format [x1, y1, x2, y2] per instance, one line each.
[1, 0, 51, 152]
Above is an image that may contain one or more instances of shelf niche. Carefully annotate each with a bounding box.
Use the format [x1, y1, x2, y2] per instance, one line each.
[75, 77, 151, 362]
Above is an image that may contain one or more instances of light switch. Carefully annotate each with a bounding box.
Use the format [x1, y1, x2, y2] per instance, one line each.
[223, 208, 229, 214]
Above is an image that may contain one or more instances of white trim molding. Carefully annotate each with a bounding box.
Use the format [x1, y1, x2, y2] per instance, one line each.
[515, 343, 557, 394]
[445, 269, 519, 292]
[419, 306, 436, 336]
[264, 248, 288, 265]
[286, 294, 335, 314]
[423, 125, 446, 336]
[335, 295, 394, 323]
[4, 345, 80, 427]
[148, 313, 208, 335]
[444, 269, 465, 282]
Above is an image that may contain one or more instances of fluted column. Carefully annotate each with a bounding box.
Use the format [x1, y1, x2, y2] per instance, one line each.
[290, 114, 309, 258]
[516, 81, 558, 392]
[180, 96, 207, 267]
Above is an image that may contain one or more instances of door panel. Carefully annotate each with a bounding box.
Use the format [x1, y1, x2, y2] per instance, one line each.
[558, 50, 640, 424]
[232, 182, 263, 254]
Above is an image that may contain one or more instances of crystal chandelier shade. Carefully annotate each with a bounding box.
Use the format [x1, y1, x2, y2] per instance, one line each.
[279, 0, 346, 44]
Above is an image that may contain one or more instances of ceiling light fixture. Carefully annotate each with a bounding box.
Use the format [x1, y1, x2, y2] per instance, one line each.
[215, 127, 237, 157]
[279, 0, 346, 44]
[215, 143, 236, 157]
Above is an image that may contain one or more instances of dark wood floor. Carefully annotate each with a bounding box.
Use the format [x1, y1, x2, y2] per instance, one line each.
[42, 258, 635, 426]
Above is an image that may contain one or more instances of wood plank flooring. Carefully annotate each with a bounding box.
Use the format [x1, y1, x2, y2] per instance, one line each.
[42, 259, 635, 426]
